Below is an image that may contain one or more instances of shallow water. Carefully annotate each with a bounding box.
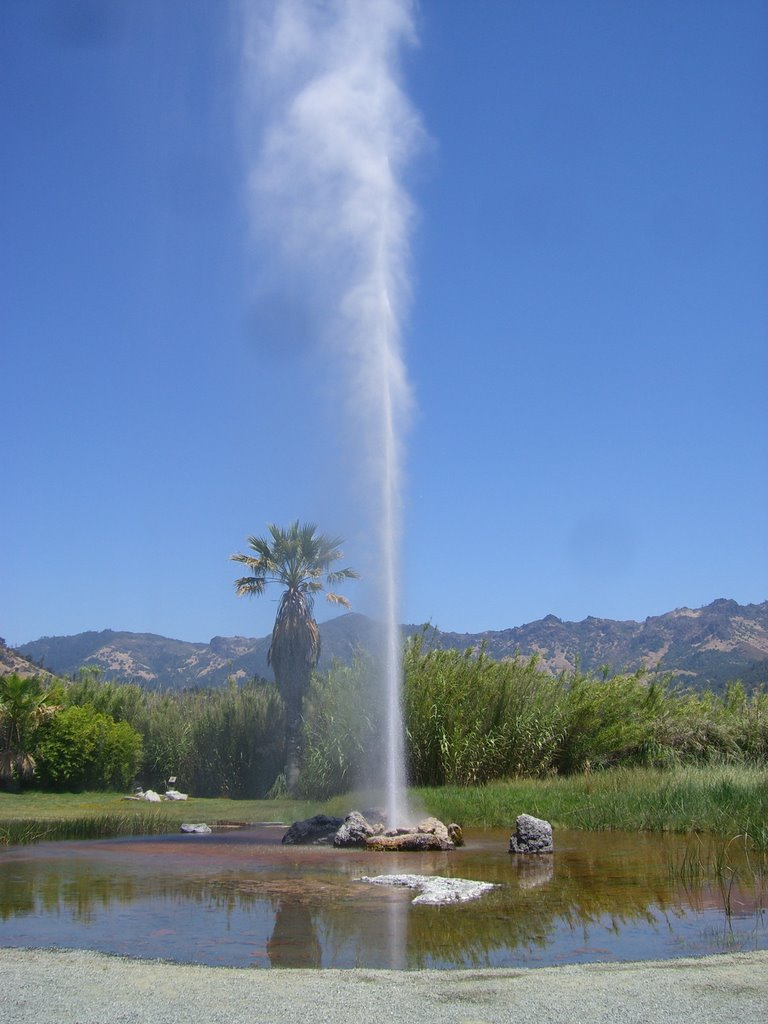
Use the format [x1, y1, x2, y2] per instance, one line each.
[1, 826, 765, 968]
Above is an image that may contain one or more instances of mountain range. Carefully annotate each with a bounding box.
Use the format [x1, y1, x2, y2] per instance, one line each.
[7, 598, 768, 692]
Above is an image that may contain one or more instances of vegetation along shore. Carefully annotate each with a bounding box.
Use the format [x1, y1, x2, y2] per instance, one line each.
[2, 632, 766, 849]
[1, 768, 766, 852]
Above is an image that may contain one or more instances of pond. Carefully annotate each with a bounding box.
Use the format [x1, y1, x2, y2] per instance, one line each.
[1, 826, 765, 969]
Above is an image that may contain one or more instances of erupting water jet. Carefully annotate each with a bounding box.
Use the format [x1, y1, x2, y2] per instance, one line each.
[241, 0, 422, 825]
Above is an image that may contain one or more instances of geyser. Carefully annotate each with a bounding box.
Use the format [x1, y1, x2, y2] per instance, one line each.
[241, 0, 421, 825]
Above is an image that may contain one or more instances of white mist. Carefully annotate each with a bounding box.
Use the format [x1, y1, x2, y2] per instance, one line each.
[241, 0, 421, 826]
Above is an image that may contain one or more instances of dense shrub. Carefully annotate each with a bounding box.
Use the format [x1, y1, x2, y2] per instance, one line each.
[36, 705, 143, 790]
[64, 671, 284, 797]
[184, 680, 285, 798]
[65, 671, 193, 788]
[0, 673, 59, 788]
[403, 639, 564, 785]
[646, 681, 768, 766]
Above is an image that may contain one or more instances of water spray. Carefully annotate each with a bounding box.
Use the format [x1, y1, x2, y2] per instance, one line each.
[241, 0, 421, 826]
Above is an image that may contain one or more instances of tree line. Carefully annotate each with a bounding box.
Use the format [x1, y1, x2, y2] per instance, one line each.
[2, 644, 766, 798]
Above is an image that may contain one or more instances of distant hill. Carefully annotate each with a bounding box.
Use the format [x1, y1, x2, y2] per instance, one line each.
[406, 598, 768, 691]
[0, 636, 54, 681]
[10, 599, 768, 692]
[11, 614, 383, 690]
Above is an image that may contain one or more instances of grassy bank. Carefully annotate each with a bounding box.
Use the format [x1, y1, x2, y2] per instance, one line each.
[2, 765, 766, 848]
[0, 790, 319, 846]
[412, 764, 768, 847]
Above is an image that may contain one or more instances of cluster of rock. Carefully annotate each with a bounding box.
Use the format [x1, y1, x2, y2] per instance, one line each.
[123, 787, 188, 803]
[282, 811, 554, 854]
[282, 811, 464, 851]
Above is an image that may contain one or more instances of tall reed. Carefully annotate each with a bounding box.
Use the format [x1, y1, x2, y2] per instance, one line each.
[403, 639, 564, 785]
[0, 811, 177, 846]
[413, 765, 768, 844]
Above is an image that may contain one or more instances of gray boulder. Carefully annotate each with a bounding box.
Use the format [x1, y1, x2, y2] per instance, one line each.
[508, 813, 554, 854]
[180, 823, 212, 834]
[281, 814, 344, 845]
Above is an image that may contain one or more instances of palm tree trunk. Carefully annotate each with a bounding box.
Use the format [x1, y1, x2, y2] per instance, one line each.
[283, 687, 304, 795]
[282, 671, 309, 798]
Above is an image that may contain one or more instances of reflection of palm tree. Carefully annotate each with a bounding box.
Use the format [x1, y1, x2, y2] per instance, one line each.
[267, 899, 321, 968]
[231, 521, 358, 791]
[0, 674, 56, 788]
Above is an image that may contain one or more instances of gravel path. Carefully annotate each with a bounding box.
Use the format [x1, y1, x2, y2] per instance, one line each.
[2, 948, 767, 1024]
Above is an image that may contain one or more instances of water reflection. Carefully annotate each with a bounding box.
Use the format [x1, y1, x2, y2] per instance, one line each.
[0, 827, 764, 968]
[268, 900, 320, 968]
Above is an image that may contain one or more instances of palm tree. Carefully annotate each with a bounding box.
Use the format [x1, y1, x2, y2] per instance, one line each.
[231, 521, 359, 792]
[0, 674, 58, 788]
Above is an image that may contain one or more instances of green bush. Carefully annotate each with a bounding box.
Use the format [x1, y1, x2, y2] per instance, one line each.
[647, 681, 768, 765]
[36, 705, 143, 790]
[65, 670, 193, 789]
[0, 673, 59, 788]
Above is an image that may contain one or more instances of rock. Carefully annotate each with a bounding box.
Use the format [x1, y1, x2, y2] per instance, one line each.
[447, 823, 464, 847]
[365, 831, 453, 852]
[142, 789, 162, 803]
[284, 811, 462, 851]
[180, 823, 212, 834]
[359, 815, 462, 851]
[334, 811, 375, 848]
[509, 813, 554, 854]
[358, 874, 496, 905]
[416, 816, 451, 843]
[281, 814, 344, 846]
[164, 789, 188, 801]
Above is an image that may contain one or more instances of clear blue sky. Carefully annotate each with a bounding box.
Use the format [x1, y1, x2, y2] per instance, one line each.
[2, 0, 766, 647]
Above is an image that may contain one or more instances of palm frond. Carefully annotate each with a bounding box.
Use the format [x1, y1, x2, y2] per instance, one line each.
[247, 534, 278, 561]
[16, 752, 37, 780]
[230, 552, 262, 568]
[233, 576, 268, 597]
[326, 567, 360, 584]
